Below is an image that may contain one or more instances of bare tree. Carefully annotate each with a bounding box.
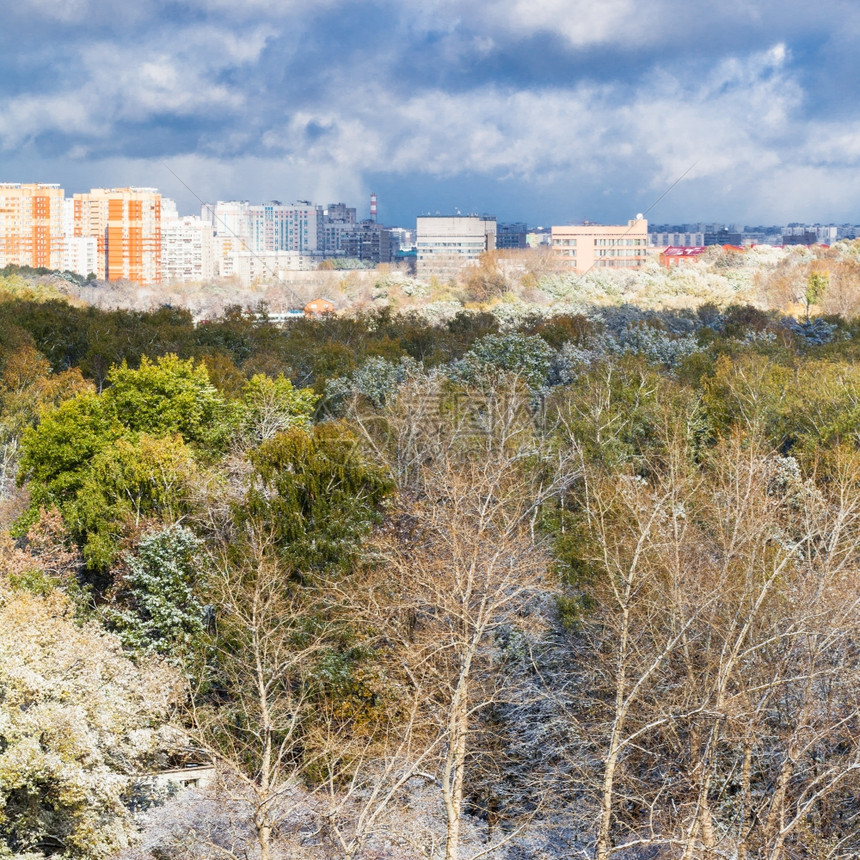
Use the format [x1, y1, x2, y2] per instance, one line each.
[348, 374, 580, 859]
[566, 431, 860, 860]
[186, 524, 330, 860]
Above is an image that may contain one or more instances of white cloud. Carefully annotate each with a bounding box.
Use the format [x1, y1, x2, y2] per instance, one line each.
[0, 24, 273, 150]
[247, 44, 801, 187]
[6, 1, 860, 223]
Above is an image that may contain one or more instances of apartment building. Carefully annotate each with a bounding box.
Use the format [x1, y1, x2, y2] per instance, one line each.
[649, 230, 705, 247]
[161, 215, 215, 283]
[783, 224, 838, 245]
[416, 215, 497, 281]
[63, 236, 99, 279]
[248, 202, 324, 255]
[322, 202, 357, 256]
[0, 183, 65, 270]
[201, 201, 252, 249]
[336, 222, 391, 265]
[551, 217, 648, 274]
[231, 250, 317, 285]
[74, 187, 162, 284]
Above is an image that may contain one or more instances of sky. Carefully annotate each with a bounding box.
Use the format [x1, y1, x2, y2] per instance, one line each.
[3, 0, 860, 227]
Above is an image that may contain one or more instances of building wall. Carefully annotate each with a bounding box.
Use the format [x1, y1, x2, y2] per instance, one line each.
[338, 222, 391, 264]
[0, 183, 65, 270]
[74, 187, 162, 284]
[248, 203, 324, 254]
[161, 216, 215, 283]
[497, 222, 529, 250]
[551, 218, 648, 274]
[305, 297, 336, 316]
[416, 216, 497, 281]
[649, 231, 705, 247]
[231, 250, 318, 285]
[202, 201, 252, 251]
[62, 236, 99, 278]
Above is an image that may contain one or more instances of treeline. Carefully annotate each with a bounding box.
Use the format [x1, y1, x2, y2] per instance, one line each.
[1, 293, 860, 860]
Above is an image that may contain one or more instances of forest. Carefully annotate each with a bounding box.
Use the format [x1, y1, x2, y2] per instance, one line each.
[1, 273, 860, 860]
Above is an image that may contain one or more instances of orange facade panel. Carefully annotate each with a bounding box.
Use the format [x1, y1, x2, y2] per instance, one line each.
[73, 188, 161, 284]
[0, 184, 64, 270]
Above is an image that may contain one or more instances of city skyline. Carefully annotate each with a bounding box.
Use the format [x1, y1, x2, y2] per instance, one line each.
[3, 1, 860, 227]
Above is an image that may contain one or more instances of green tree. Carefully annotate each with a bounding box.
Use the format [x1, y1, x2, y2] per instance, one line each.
[238, 373, 317, 448]
[103, 524, 206, 659]
[103, 354, 226, 447]
[245, 423, 391, 577]
[72, 434, 197, 569]
[454, 331, 554, 391]
[17, 392, 123, 517]
[16, 355, 225, 570]
[805, 270, 829, 322]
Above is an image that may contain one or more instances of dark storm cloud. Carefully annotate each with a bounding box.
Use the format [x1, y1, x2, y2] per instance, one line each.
[3, 0, 860, 224]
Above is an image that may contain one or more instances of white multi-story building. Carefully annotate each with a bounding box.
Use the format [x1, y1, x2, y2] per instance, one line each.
[161, 197, 179, 223]
[62, 236, 99, 278]
[783, 224, 838, 244]
[248, 202, 324, 254]
[231, 250, 317, 285]
[416, 216, 497, 281]
[201, 201, 252, 250]
[161, 216, 215, 283]
[649, 231, 705, 247]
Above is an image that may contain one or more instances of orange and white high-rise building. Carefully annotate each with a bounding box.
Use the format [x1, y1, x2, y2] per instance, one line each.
[73, 187, 162, 284]
[0, 183, 65, 270]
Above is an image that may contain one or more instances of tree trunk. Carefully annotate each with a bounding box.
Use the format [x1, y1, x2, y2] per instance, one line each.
[596, 746, 620, 860]
[443, 661, 472, 860]
[737, 742, 752, 860]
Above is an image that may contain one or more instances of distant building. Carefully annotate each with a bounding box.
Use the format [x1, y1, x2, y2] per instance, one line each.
[551, 217, 648, 273]
[388, 227, 413, 251]
[0, 182, 65, 270]
[325, 202, 356, 223]
[248, 201, 324, 255]
[62, 236, 99, 278]
[231, 251, 317, 285]
[649, 231, 705, 247]
[339, 222, 391, 265]
[415, 215, 497, 281]
[659, 246, 707, 267]
[322, 202, 357, 256]
[201, 201, 252, 251]
[74, 187, 162, 284]
[160, 197, 179, 222]
[161, 215, 215, 283]
[782, 225, 837, 245]
[526, 229, 552, 248]
[497, 222, 529, 250]
[305, 297, 336, 316]
[704, 229, 742, 247]
[782, 231, 817, 246]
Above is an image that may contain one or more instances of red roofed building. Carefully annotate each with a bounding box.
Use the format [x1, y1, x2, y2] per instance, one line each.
[659, 246, 707, 267]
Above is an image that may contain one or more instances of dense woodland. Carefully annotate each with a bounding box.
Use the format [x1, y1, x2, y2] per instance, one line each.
[2, 270, 860, 860]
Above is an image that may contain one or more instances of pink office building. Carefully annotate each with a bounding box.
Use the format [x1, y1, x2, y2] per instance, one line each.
[552, 216, 648, 273]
